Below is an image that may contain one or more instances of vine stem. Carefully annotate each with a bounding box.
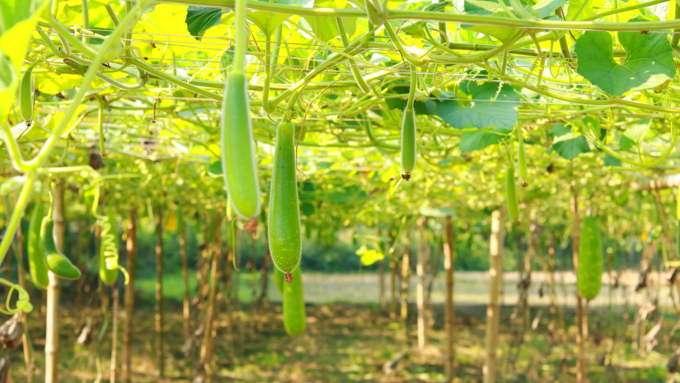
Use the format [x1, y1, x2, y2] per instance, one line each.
[234, 0, 247, 73]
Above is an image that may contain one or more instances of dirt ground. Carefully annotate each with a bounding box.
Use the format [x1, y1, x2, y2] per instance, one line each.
[5, 292, 676, 383]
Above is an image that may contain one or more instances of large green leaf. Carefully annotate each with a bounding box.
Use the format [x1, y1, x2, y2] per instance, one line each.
[0, 0, 50, 116]
[185, 7, 223, 40]
[463, 0, 565, 40]
[247, 10, 286, 36]
[574, 28, 675, 96]
[552, 136, 590, 160]
[459, 128, 512, 153]
[436, 81, 519, 130]
[384, 86, 437, 115]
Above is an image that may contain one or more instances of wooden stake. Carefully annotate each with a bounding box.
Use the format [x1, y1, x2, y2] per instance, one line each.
[122, 208, 137, 383]
[483, 209, 504, 383]
[416, 217, 428, 349]
[155, 206, 164, 378]
[45, 180, 64, 383]
[443, 216, 455, 382]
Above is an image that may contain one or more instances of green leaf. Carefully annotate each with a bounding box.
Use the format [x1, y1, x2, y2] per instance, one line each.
[0, 0, 50, 116]
[247, 10, 286, 36]
[619, 135, 635, 150]
[185, 7, 223, 40]
[622, 119, 651, 145]
[385, 86, 437, 115]
[436, 82, 519, 130]
[460, 128, 512, 153]
[549, 123, 571, 138]
[574, 28, 675, 96]
[207, 160, 222, 177]
[463, 0, 565, 40]
[300, 202, 316, 216]
[604, 155, 622, 167]
[552, 136, 590, 160]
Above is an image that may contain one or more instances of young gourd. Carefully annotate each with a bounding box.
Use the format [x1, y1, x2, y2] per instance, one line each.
[221, 0, 261, 219]
[27, 203, 49, 290]
[40, 217, 81, 280]
[283, 266, 306, 336]
[577, 216, 603, 300]
[268, 120, 302, 281]
[506, 165, 520, 224]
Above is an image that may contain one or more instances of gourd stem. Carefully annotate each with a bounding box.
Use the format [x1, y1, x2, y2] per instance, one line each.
[234, 0, 247, 73]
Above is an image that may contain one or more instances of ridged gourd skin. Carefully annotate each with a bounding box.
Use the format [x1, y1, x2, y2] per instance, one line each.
[505, 166, 520, 223]
[275, 267, 284, 293]
[27, 203, 49, 290]
[401, 108, 416, 174]
[364, 0, 387, 26]
[268, 120, 301, 274]
[221, 71, 261, 219]
[40, 218, 81, 280]
[577, 216, 603, 301]
[283, 266, 306, 336]
[100, 215, 118, 285]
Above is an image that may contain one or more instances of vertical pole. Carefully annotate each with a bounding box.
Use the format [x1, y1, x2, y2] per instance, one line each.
[379, 258, 386, 312]
[416, 217, 428, 348]
[110, 286, 119, 383]
[180, 214, 191, 341]
[483, 209, 504, 383]
[155, 206, 164, 378]
[571, 186, 585, 383]
[443, 216, 455, 382]
[46, 181, 64, 383]
[122, 208, 137, 383]
[400, 233, 410, 340]
[200, 215, 222, 382]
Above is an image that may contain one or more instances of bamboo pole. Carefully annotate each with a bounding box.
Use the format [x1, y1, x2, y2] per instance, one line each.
[416, 217, 428, 349]
[390, 228, 398, 319]
[122, 208, 137, 383]
[631, 173, 680, 190]
[483, 209, 504, 383]
[45, 180, 64, 383]
[571, 186, 586, 383]
[180, 212, 191, 341]
[379, 258, 386, 312]
[443, 216, 455, 382]
[111, 286, 119, 383]
[155, 206, 164, 378]
[200, 215, 222, 381]
[401, 233, 411, 340]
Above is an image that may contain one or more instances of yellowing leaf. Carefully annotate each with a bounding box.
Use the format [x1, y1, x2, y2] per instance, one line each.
[165, 213, 178, 231]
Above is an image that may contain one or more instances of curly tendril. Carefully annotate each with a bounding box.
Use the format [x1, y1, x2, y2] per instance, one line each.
[0, 280, 33, 315]
[91, 183, 130, 285]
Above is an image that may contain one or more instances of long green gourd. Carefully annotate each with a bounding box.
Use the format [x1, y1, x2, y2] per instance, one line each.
[20, 59, 41, 126]
[506, 164, 520, 224]
[400, 65, 417, 180]
[221, 0, 261, 219]
[27, 203, 49, 290]
[268, 120, 301, 280]
[577, 216, 603, 300]
[283, 266, 306, 336]
[40, 217, 81, 280]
